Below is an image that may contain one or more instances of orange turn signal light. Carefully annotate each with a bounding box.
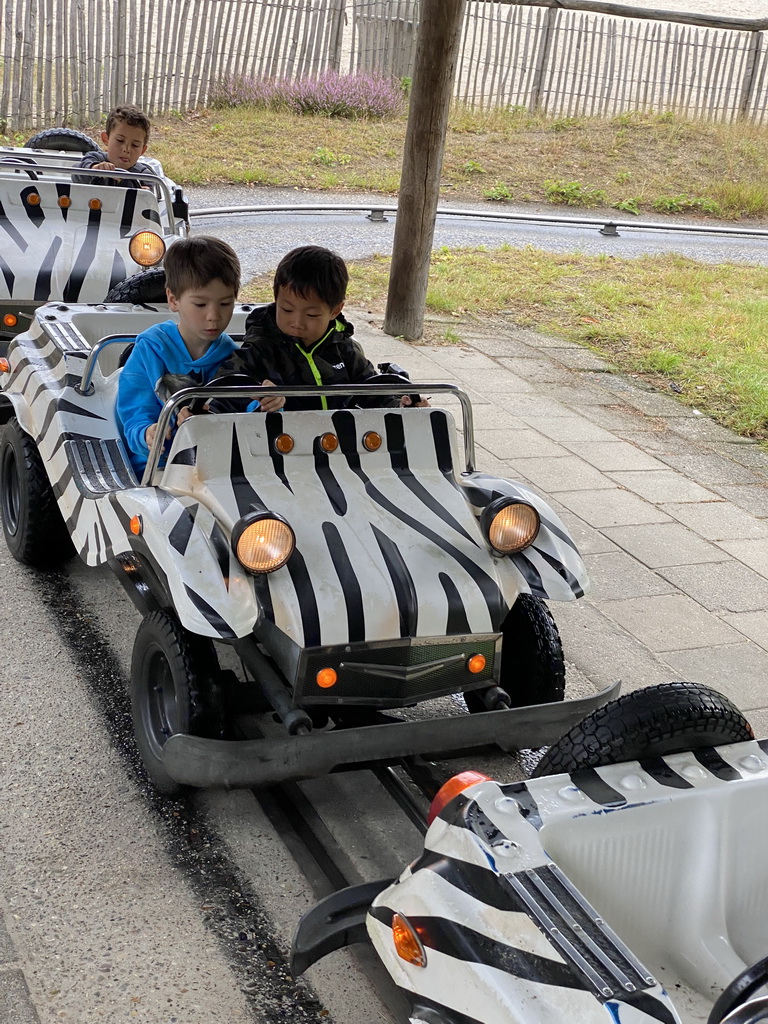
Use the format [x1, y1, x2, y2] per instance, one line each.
[88, 197, 102, 210]
[392, 913, 427, 968]
[363, 431, 382, 452]
[26, 193, 41, 206]
[129, 515, 143, 536]
[467, 654, 486, 674]
[274, 434, 294, 454]
[316, 668, 337, 689]
[2, 314, 16, 328]
[58, 196, 72, 208]
[0, 358, 10, 373]
[427, 770, 492, 826]
[320, 432, 338, 453]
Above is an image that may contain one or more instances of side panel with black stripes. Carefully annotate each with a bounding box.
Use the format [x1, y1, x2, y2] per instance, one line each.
[365, 740, 768, 1024]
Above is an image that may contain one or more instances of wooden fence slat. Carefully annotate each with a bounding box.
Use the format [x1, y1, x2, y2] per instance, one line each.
[4, 0, 768, 130]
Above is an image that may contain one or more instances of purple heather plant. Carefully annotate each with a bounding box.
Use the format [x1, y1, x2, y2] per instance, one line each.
[211, 71, 403, 119]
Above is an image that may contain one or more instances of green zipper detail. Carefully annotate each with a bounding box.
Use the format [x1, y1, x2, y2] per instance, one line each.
[293, 320, 344, 411]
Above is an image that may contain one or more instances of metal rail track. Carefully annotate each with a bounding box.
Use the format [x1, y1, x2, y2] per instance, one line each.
[189, 201, 768, 240]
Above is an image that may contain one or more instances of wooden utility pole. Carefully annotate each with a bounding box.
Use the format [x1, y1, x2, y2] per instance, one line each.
[383, 0, 466, 340]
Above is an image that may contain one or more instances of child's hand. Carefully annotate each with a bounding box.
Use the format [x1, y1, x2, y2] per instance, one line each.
[177, 406, 193, 425]
[400, 395, 431, 407]
[90, 160, 117, 171]
[145, 421, 173, 447]
[259, 379, 286, 413]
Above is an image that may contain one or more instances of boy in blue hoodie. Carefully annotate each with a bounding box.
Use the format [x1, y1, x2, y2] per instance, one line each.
[117, 235, 240, 474]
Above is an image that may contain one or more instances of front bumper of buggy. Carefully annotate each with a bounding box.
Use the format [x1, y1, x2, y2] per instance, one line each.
[161, 680, 620, 788]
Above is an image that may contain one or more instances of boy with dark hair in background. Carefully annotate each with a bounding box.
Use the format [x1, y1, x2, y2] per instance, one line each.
[75, 104, 154, 188]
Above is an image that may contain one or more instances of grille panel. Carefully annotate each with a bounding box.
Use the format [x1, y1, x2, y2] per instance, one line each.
[297, 635, 499, 706]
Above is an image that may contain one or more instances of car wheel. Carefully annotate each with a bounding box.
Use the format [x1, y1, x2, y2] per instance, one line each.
[105, 267, 167, 305]
[130, 610, 225, 795]
[532, 681, 754, 777]
[0, 418, 73, 565]
[464, 594, 565, 713]
[24, 128, 98, 152]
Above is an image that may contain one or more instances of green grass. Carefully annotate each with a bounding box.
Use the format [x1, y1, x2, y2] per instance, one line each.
[333, 247, 768, 444]
[8, 104, 766, 219]
[5, 104, 767, 443]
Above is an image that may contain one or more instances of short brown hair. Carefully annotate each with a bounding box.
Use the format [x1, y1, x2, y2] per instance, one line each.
[273, 245, 348, 308]
[164, 236, 241, 298]
[105, 104, 151, 144]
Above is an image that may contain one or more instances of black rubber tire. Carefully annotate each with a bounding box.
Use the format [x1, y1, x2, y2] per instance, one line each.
[130, 610, 224, 795]
[105, 267, 167, 305]
[464, 594, 565, 713]
[0, 418, 73, 566]
[709, 957, 768, 1024]
[532, 681, 754, 777]
[24, 128, 98, 152]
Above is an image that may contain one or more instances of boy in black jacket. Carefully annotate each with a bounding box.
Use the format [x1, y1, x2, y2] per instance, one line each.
[216, 245, 426, 411]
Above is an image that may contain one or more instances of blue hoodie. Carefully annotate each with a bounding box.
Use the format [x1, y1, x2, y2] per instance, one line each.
[117, 319, 236, 474]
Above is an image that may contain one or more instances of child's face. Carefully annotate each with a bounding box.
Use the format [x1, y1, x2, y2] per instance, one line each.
[101, 122, 148, 169]
[167, 278, 237, 353]
[275, 286, 343, 347]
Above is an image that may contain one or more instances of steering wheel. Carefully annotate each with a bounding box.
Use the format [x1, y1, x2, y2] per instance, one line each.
[344, 372, 422, 409]
[1, 158, 39, 180]
[708, 956, 768, 1024]
[183, 373, 256, 415]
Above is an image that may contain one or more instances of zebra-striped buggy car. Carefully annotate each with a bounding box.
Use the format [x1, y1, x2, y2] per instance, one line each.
[0, 302, 617, 793]
[0, 129, 188, 352]
[292, 683, 766, 1024]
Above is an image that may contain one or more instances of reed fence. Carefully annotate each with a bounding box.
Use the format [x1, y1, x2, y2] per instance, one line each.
[2, 0, 767, 131]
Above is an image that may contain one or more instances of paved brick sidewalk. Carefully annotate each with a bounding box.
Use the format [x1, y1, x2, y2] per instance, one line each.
[352, 309, 768, 734]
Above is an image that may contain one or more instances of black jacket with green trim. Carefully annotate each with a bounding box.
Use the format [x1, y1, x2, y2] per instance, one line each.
[216, 303, 377, 411]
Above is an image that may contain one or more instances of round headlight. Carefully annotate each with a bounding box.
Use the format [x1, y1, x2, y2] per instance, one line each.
[232, 512, 295, 574]
[129, 230, 166, 267]
[483, 499, 540, 554]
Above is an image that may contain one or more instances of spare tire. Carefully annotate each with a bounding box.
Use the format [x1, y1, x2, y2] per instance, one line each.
[532, 681, 753, 777]
[25, 128, 98, 152]
[105, 267, 167, 305]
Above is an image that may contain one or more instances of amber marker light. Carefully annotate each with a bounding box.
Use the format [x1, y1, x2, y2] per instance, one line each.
[129, 515, 143, 536]
[88, 197, 102, 210]
[316, 668, 337, 689]
[129, 230, 165, 267]
[320, 432, 338, 453]
[363, 431, 382, 451]
[392, 914, 427, 968]
[2, 314, 16, 329]
[467, 654, 486, 674]
[427, 770, 492, 826]
[274, 433, 294, 454]
[26, 193, 41, 206]
[58, 196, 72, 208]
[0, 358, 10, 373]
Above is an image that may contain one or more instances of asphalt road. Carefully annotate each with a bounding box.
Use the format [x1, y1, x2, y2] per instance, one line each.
[185, 184, 768, 283]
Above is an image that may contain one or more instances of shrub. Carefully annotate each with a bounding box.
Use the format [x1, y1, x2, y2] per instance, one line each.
[211, 71, 404, 119]
[544, 179, 607, 207]
[483, 182, 512, 201]
[312, 146, 351, 166]
[652, 194, 722, 215]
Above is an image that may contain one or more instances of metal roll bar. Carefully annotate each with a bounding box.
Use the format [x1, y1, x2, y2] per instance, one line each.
[142, 382, 475, 485]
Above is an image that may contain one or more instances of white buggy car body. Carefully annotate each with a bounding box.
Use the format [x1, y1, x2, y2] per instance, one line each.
[0, 303, 618, 790]
[0, 143, 187, 350]
[293, 714, 768, 1024]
